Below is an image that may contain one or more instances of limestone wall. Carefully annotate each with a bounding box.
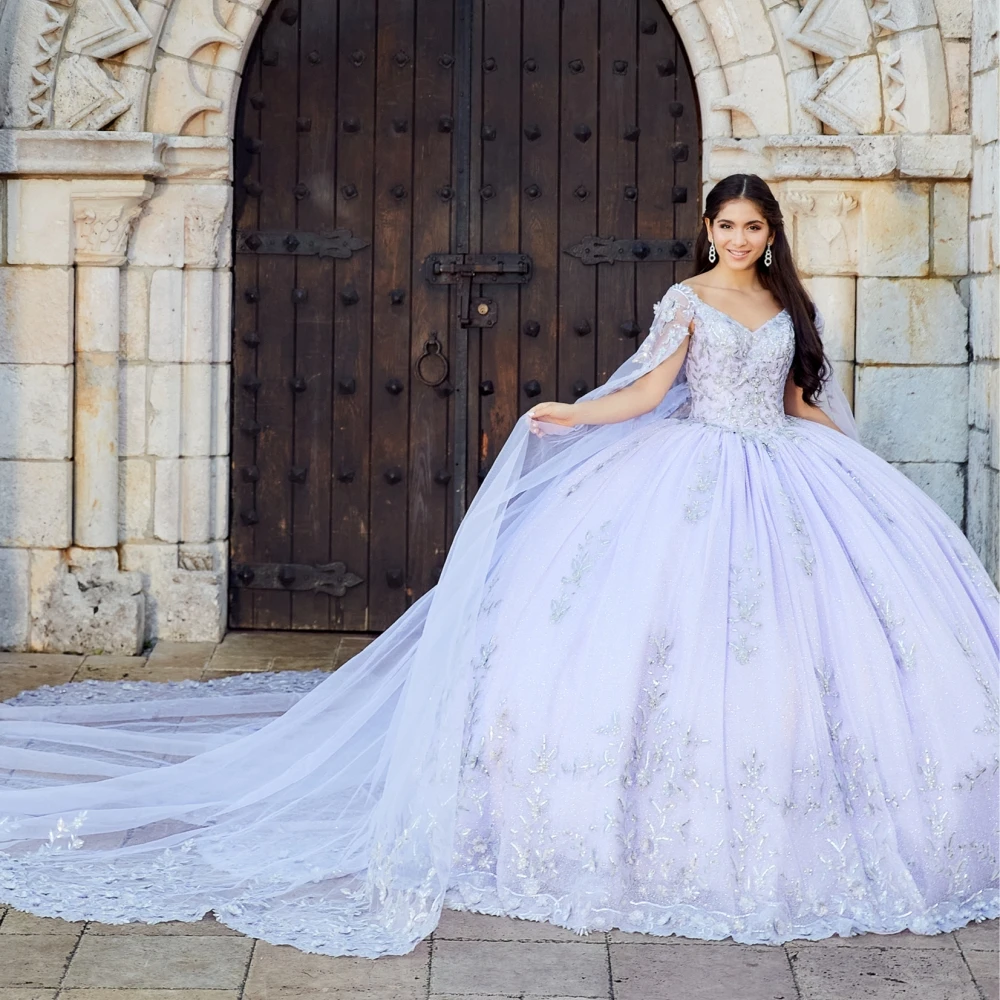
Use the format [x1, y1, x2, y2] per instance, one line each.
[967, 0, 998, 583]
[0, 0, 994, 653]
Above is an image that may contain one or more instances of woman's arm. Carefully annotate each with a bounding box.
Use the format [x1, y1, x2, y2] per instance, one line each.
[783, 372, 843, 434]
[528, 331, 691, 430]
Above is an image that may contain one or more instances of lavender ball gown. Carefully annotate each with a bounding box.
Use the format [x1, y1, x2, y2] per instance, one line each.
[0, 283, 996, 957]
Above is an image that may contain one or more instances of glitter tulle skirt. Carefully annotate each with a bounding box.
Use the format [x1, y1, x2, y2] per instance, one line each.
[444, 413, 1000, 942]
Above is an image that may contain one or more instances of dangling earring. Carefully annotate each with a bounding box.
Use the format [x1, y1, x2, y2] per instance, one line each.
[764, 242, 773, 267]
[708, 241, 717, 264]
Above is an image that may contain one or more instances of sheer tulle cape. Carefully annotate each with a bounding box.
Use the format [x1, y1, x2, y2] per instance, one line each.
[0, 294, 857, 956]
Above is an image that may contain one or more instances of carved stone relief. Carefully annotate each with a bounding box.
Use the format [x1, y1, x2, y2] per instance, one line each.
[62, 0, 151, 59]
[25, 0, 74, 127]
[184, 205, 225, 268]
[786, 0, 873, 59]
[784, 186, 861, 274]
[73, 191, 147, 265]
[52, 52, 130, 128]
[800, 55, 883, 134]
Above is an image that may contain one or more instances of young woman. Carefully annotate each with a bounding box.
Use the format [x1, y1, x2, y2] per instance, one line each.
[0, 174, 996, 958]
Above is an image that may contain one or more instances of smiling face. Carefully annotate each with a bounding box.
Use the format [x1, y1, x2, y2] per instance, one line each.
[704, 197, 772, 272]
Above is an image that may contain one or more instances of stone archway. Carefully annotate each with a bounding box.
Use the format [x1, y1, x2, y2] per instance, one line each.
[0, 0, 993, 652]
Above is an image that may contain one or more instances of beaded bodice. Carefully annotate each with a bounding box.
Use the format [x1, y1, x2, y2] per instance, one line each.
[680, 285, 795, 433]
[635, 283, 796, 435]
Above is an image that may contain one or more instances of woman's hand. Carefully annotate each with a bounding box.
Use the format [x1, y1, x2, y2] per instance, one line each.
[526, 401, 578, 436]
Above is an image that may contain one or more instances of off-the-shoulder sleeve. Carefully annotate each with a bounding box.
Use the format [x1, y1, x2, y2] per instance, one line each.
[633, 284, 695, 370]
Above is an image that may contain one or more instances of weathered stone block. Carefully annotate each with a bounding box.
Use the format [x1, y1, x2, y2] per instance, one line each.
[214, 270, 232, 363]
[119, 457, 153, 542]
[30, 548, 145, 655]
[970, 272, 999, 359]
[768, 3, 815, 74]
[968, 431, 999, 584]
[695, 67, 734, 139]
[0, 266, 74, 364]
[148, 364, 182, 456]
[5, 179, 73, 265]
[784, 66, 824, 135]
[970, 217, 995, 274]
[858, 181, 930, 277]
[180, 364, 223, 456]
[803, 276, 855, 361]
[970, 141, 997, 219]
[855, 365, 969, 463]
[153, 457, 180, 542]
[893, 461, 966, 527]
[121, 266, 151, 361]
[129, 182, 231, 268]
[972, 0, 999, 74]
[0, 547, 29, 649]
[969, 361, 999, 471]
[938, 0, 973, 39]
[119, 363, 147, 457]
[877, 29, 951, 134]
[74, 352, 119, 548]
[180, 456, 212, 543]
[700, 0, 773, 67]
[0, 365, 73, 459]
[161, 136, 232, 182]
[899, 135, 973, 179]
[0, 460, 71, 547]
[945, 39, 972, 133]
[176, 455, 228, 543]
[972, 68, 999, 145]
[121, 541, 226, 644]
[77, 267, 121, 357]
[184, 268, 217, 362]
[932, 182, 970, 275]
[148, 268, 185, 362]
[720, 54, 789, 137]
[671, 2, 720, 76]
[857, 278, 968, 364]
[830, 360, 855, 409]
[212, 455, 228, 540]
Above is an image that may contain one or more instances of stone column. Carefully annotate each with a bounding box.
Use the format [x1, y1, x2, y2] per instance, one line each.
[71, 185, 152, 547]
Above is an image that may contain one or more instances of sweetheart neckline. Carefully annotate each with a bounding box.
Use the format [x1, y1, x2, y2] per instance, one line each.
[676, 282, 788, 336]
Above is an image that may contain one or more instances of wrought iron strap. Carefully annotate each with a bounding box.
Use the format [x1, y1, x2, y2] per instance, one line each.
[230, 562, 364, 598]
[422, 252, 532, 284]
[236, 229, 370, 259]
[564, 236, 693, 265]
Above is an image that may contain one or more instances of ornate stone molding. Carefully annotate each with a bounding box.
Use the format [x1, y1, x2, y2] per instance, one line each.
[72, 183, 154, 265]
[0, 130, 166, 177]
[708, 134, 971, 182]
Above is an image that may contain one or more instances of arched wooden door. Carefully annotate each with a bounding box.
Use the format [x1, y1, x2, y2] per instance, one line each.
[229, 0, 702, 632]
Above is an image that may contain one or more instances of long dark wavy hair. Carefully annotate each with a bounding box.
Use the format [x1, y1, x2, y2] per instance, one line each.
[692, 173, 829, 406]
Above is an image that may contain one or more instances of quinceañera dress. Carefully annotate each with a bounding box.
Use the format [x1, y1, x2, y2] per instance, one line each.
[1, 283, 997, 956]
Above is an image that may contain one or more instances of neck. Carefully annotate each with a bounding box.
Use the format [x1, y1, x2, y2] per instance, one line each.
[706, 263, 763, 291]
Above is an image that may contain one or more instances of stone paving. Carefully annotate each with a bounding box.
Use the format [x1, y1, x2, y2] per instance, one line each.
[0, 636, 997, 1000]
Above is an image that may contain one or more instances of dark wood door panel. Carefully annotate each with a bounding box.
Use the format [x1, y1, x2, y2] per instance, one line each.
[229, 0, 701, 632]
